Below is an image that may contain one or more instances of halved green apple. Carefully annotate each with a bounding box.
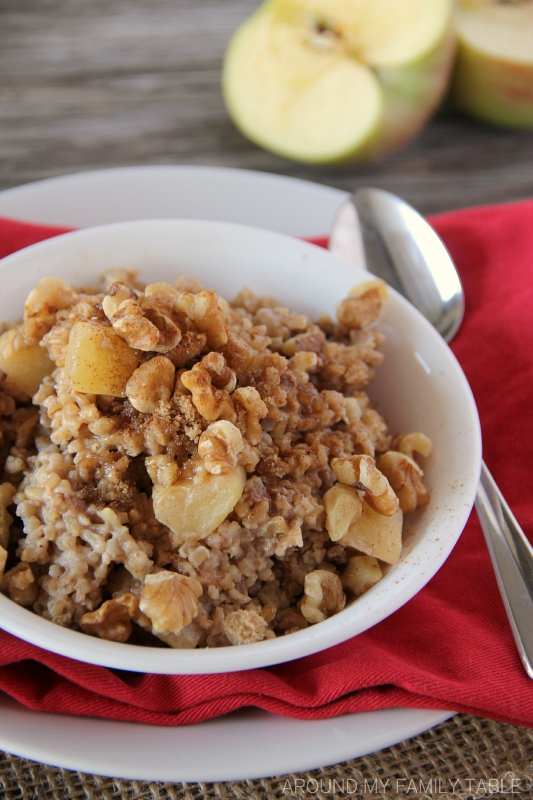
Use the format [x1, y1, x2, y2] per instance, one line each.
[222, 0, 455, 164]
[450, 0, 533, 128]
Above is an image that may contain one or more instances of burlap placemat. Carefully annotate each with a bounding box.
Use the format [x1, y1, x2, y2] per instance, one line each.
[1, 714, 532, 799]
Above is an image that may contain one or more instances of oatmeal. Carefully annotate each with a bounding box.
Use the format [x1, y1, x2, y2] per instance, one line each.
[0, 272, 431, 647]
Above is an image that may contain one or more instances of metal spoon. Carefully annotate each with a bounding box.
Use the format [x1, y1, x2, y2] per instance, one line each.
[329, 187, 533, 679]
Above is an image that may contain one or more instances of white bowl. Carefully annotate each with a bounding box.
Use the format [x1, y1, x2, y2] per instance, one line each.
[0, 219, 481, 674]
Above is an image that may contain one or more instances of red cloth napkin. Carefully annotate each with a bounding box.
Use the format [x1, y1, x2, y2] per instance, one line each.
[0, 201, 532, 728]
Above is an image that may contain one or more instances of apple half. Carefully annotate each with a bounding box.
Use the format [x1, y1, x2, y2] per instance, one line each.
[450, 0, 533, 129]
[222, 0, 455, 164]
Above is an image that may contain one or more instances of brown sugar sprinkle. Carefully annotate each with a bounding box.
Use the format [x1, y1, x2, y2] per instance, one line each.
[0, 272, 432, 647]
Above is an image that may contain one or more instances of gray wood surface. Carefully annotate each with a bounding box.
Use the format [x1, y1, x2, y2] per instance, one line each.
[1, 0, 532, 215]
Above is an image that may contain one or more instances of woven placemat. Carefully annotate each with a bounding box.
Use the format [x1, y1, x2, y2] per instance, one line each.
[1, 714, 532, 800]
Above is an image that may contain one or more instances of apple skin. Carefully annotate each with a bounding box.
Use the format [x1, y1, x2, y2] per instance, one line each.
[359, 30, 456, 163]
[450, 42, 533, 129]
[222, 1, 456, 165]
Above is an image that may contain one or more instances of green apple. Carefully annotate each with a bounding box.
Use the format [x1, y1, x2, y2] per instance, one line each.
[450, 0, 533, 128]
[222, 0, 455, 164]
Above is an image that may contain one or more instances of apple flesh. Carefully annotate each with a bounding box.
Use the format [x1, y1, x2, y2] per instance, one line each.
[450, 0, 533, 129]
[222, 0, 455, 164]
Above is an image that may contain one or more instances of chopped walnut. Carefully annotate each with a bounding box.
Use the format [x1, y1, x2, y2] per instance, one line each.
[198, 420, 244, 475]
[176, 290, 227, 348]
[181, 356, 236, 422]
[23, 277, 76, 341]
[281, 329, 325, 357]
[233, 386, 268, 445]
[166, 331, 207, 367]
[0, 482, 16, 549]
[273, 519, 303, 557]
[377, 450, 429, 514]
[289, 351, 318, 382]
[145, 454, 180, 486]
[323, 483, 362, 542]
[101, 281, 137, 318]
[139, 570, 203, 635]
[300, 570, 346, 624]
[79, 593, 140, 642]
[1, 563, 39, 607]
[222, 607, 268, 645]
[101, 268, 142, 292]
[200, 351, 237, 392]
[221, 329, 262, 375]
[103, 282, 157, 350]
[344, 396, 363, 422]
[392, 432, 432, 461]
[125, 356, 176, 414]
[175, 274, 204, 293]
[331, 455, 399, 517]
[336, 280, 388, 330]
[341, 555, 383, 597]
[103, 281, 183, 353]
[273, 607, 308, 634]
[140, 305, 183, 353]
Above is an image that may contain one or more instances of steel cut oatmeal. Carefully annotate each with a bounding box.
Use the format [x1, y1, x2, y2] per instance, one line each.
[0, 270, 431, 648]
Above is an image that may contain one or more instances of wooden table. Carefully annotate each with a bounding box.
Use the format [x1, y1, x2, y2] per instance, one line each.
[1, 0, 532, 214]
[1, 2, 533, 797]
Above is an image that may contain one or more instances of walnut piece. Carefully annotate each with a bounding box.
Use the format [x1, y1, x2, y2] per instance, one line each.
[289, 351, 318, 382]
[180, 357, 236, 423]
[125, 356, 176, 414]
[103, 281, 183, 353]
[342, 555, 383, 597]
[200, 351, 237, 392]
[176, 289, 227, 348]
[139, 570, 203, 635]
[273, 519, 303, 557]
[377, 450, 429, 514]
[323, 483, 362, 542]
[273, 607, 308, 634]
[233, 386, 268, 445]
[300, 570, 346, 624]
[79, 593, 140, 642]
[222, 607, 268, 645]
[392, 432, 432, 460]
[198, 420, 244, 475]
[336, 279, 388, 330]
[1, 563, 39, 607]
[145, 454, 180, 486]
[102, 281, 137, 319]
[280, 329, 325, 357]
[23, 277, 75, 341]
[331, 455, 399, 516]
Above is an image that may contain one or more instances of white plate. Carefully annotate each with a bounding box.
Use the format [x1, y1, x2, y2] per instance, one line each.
[0, 166, 453, 781]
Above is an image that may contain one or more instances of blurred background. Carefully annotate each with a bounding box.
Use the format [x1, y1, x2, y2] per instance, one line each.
[1, 0, 532, 217]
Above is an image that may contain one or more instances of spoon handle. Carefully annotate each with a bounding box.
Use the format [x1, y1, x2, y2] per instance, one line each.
[475, 460, 533, 678]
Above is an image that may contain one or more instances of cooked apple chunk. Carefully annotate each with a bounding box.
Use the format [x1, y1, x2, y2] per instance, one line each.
[339, 498, 403, 565]
[152, 463, 247, 546]
[0, 329, 54, 396]
[64, 320, 141, 396]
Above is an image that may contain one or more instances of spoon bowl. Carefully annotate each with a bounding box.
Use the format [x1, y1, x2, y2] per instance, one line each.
[329, 187, 464, 342]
